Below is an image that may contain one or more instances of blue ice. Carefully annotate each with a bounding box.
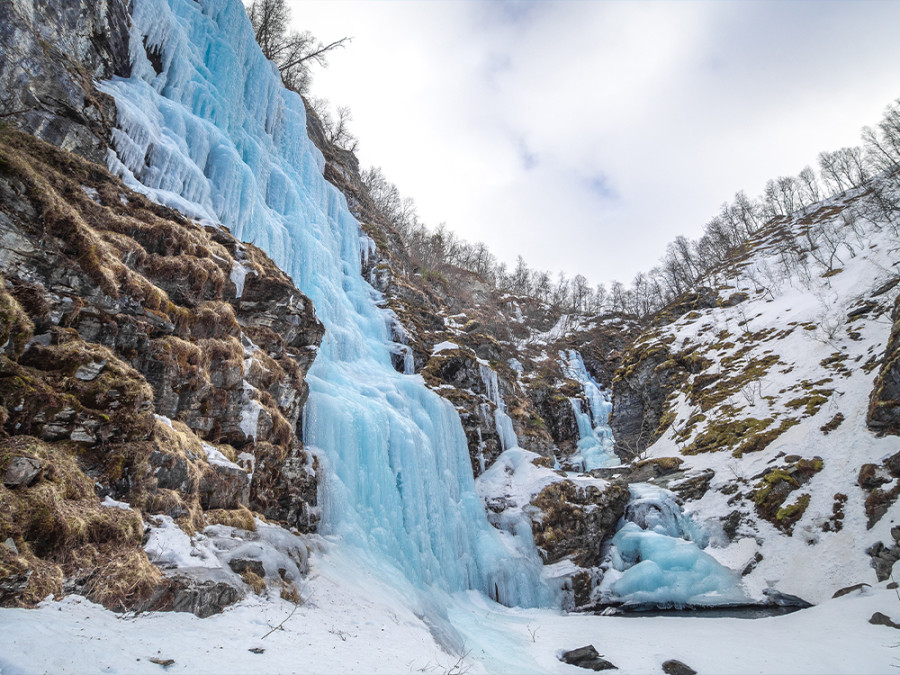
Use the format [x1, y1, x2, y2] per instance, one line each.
[561, 350, 619, 470]
[607, 484, 746, 607]
[101, 0, 548, 607]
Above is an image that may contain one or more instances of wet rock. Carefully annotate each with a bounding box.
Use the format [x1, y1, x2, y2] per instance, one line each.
[2, 456, 42, 488]
[762, 588, 812, 608]
[560, 645, 618, 671]
[0, 570, 32, 602]
[662, 660, 697, 675]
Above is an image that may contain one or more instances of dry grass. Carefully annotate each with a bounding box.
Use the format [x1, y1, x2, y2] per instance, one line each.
[206, 506, 257, 532]
[241, 569, 266, 595]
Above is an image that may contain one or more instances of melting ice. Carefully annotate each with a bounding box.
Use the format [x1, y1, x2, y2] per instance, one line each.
[101, 0, 548, 608]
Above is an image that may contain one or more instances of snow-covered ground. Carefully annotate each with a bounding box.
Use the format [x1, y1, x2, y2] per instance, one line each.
[1, 543, 898, 675]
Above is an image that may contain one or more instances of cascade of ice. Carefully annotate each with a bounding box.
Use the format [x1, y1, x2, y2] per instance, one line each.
[601, 483, 746, 608]
[561, 350, 618, 470]
[101, 0, 548, 608]
[478, 363, 518, 451]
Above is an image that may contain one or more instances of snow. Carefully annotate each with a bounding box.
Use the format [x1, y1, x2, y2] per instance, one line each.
[2, 560, 898, 674]
[432, 340, 460, 354]
[100, 495, 132, 511]
[200, 441, 242, 471]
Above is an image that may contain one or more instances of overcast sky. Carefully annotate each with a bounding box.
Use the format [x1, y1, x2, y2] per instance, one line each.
[289, 0, 900, 287]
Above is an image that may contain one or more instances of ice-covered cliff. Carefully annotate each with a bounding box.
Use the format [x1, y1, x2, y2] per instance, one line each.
[100, 0, 548, 607]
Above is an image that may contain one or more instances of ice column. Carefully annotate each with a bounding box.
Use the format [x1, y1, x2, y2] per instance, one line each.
[479, 363, 518, 451]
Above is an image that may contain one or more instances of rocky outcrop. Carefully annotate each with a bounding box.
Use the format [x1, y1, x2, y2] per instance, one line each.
[609, 334, 683, 458]
[868, 290, 900, 433]
[0, 0, 130, 163]
[0, 130, 323, 609]
[530, 480, 630, 567]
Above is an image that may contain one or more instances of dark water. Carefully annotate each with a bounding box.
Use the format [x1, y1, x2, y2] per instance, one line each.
[609, 604, 805, 619]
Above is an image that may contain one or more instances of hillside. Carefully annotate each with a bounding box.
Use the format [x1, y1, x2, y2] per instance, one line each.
[2, 0, 900, 673]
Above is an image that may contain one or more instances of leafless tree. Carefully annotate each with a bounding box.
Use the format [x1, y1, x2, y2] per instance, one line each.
[246, 0, 350, 94]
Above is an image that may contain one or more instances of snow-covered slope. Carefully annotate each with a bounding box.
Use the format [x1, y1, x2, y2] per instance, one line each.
[617, 185, 900, 603]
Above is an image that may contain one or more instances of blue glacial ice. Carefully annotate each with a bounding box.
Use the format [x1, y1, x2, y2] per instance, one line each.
[604, 483, 746, 608]
[561, 349, 619, 470]
[100, 0, 548, 608]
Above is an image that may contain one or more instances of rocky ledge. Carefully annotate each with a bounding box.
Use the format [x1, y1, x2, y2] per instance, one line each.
[0, 129, 323, 611]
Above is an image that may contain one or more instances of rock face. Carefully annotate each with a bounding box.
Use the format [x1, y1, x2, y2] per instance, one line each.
[0, 0, 130, 163]
[0, 130, 323, 609]
[869, 290, 900, 433]
[530, 480, 630, 567]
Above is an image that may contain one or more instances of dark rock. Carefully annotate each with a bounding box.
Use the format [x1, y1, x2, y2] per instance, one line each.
[662, 660, 697, 675]
[150, 452, 192, 493]
[868, 293, 900, 434]
[0, 570, 32, 602]
[722, 510, 743, 541]
[858, 463, 892, 490]
[867, 541, 900, 581]
[199, 461, 250, 511]
[848, 302, 878, 319]
[530, 480, 630, 568]
[2, 456, 42, 488]
[832, 583, 871, 598]
[560, 645, 618, 671]
[670, 469, 715, 501]
[742, 552, 763, 576]
[141, 568, 244, 618]
[721, 292, 749, 307]
[762, 588, 813, 608]
[870, 612, 900, 629]
[228, 558, 265, 578]
[0, 0, 131, 163]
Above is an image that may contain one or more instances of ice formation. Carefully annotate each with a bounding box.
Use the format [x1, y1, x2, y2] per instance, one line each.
[479, 363, 519, 451]
[603, 483, 746, 608]
[561, 350, 618, 470]
[101, 0, 548, 607]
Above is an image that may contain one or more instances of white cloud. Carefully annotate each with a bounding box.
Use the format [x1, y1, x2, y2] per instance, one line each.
[291, 0, 900, 286]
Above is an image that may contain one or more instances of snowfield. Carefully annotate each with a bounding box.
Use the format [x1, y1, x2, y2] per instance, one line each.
[1, 545, 899, 674]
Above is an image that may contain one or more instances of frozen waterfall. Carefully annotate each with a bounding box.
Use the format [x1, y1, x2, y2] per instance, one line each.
[561, 350, 618, 470]
[101, 0, 548, 608]
[601, 483, 747, 608]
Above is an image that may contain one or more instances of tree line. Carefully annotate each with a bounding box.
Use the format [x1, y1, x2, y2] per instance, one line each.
[246, 0, 900, 320]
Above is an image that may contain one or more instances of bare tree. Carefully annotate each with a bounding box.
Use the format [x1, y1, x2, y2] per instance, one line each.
[246, 0, 350, 94]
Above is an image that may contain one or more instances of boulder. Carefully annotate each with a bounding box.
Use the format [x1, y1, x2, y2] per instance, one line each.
[2, 456, 42, 488]
[141, 568, 244, 618]
[560, 645, 618, 671]
[662, 660, 697, 675]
